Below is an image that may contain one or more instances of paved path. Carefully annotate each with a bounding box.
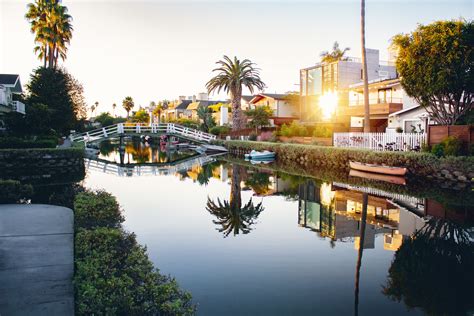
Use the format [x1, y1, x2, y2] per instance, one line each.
[0, 204, 74, 316]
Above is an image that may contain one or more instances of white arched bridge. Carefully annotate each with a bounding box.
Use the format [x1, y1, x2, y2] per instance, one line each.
[71, 123, 216, 144]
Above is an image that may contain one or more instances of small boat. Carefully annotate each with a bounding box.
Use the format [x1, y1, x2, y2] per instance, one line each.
[244, 150, 276, 160]
[195, 144, 228, 154]
[349, 161, 407, 176]
[349, 169, 406, 185]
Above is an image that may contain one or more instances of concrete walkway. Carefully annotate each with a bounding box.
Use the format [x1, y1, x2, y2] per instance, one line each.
[0, 204, 74, 316]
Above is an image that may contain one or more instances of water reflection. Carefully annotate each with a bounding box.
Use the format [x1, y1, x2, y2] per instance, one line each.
[206, 165, 264, 237]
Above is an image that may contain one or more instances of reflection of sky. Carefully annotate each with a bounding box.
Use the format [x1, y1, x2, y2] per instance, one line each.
[83, 168, 423, 315]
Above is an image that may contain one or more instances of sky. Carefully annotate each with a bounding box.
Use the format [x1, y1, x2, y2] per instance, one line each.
[1, 0, 473, 117]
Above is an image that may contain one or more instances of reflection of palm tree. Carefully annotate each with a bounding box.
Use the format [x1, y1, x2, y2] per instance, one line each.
[354, 193, 368, 316]
[206, 165, 264, 237]
[383, 218, 474, 315]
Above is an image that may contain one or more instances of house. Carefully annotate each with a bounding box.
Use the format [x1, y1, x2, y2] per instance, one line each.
[0, 74, 26, 117]
[249, 93, 299, 125]
[386, 105, 432, 133]
[299, 48, 397, 128]
[165, 96, 193, 120]
[241, 95, 254, 111]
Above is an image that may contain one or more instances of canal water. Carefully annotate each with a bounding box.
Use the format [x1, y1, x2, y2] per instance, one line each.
[80, 141, 474, 316]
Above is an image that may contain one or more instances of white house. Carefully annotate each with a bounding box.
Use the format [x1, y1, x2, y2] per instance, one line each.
[249, 93, 299, 125]
[387, 105, 432, 133]
[0, 74, 25, 116]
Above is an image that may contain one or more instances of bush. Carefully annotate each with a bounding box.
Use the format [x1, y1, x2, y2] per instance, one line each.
[259, 131, 273, 142]
[312, 125, 333, 138]
[0, 180, 34, 203]
[74, 190, 124, 229]
[75, 228, 195, 315]
[73, 190, 194, 315]
[209, 125, 231, 136]
[0, 136, 57, 149]
[431, 136, 464, 157]
[248, 132, 258, 141]
[280, 121, 309, 137]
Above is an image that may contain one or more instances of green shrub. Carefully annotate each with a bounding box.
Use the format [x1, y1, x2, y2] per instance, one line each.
[0, 136, 57, 149]
[312, 125, 333, 138]
[0, 180, 34, 203]
[75, 227, 195, 315]
[248, 132, 258, 141]
[442, 136, 463, 156]
[209, 125, 230, 136]
[431, 143, 445, 157]
[74, 190, 124, 229]
[280, 121, 309, 137]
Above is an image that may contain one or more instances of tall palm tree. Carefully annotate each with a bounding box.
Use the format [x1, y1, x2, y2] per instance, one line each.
[26, 0, 73, 69]
[206, 165, 264, 237]
[320, 41, 350, 63]
[354, 193, 368, 316]
[206, 56, 266, 131]
[112, 103, 117, 117]
[361, 0, 370, 132]
[122, 96, 134, 119]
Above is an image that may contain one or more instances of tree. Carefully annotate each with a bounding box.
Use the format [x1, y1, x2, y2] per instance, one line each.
[320, 41, 350, 63]
[132, 108, 149, 123]
[25, 0, 73, 68]
[95, 112, 114, 127]
[122, 96, 134, 119]
[152, 103, 164, 124]
[26, 67, 77, 134]
[112, 103, 117, 117]
[206, 165, 264, 237]
[354, 193, 368, 316]
[196, 104, 215, 132]
[392, 20, 473, 125]
[360, 0, 370, 132]
[206, 56, 266, 131]
[66, 73, 87, 120]
[245, 106, 272, 133]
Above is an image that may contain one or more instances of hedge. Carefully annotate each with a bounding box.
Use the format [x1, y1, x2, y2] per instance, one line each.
[0, 179, 34, 203]
[0, 136, 57, 149]
[216, 140, 474, 177]
[0, 147, 83, 163]
[74, 190, 195, 315]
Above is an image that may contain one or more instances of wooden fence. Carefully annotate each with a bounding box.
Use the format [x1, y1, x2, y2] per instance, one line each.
[333, 132, 426, 151]
[428, 125, 472, 149]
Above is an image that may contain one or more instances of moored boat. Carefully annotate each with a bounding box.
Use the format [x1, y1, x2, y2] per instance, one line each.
[349, 161, 407, 176]
[244, 150, 276, 160]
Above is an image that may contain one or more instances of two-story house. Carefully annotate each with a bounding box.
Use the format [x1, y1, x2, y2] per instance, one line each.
[249, 93, 299, 125]
[0, 74, 26, 117]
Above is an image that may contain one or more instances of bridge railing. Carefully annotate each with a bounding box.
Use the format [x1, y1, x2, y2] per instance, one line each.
[71, 123, 216, 143]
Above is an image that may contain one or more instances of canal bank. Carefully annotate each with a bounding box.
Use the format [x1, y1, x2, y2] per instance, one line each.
[0, 204, 74, 315]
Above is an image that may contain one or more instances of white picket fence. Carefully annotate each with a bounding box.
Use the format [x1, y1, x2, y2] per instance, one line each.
[333, 132, 426, 152]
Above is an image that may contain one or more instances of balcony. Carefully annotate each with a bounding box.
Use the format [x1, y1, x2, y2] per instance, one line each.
[11, 101, 26, 114]
[339, 98, 402, 118]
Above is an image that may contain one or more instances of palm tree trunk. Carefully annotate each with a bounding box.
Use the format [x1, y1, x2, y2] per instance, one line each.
[354, 192, 368, 316]
[230, 88, 243, 132]
[361, 0, 370, 133]
[43, 45, 47, 68]
[230, 165, 242, 211]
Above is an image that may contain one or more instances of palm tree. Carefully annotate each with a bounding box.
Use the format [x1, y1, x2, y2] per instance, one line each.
[26, 0, 73, 68]
[122, 96, 134, 119]
[94, 101, 99, 113]
[153, 103, 164, 124]
[112, 103, 117, 117]
[206, 165, 264, 237]
[320, 41, 350, 63]
[361, 0, 370, 132]
[354, 193, 368, 316]
[206, 56, 266, 131]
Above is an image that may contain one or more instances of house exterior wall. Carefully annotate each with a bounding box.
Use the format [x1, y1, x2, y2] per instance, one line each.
[387, 106, 428, 132]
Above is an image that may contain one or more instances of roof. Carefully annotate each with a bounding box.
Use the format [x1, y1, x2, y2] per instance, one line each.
[250, 93, 289, 104]
[174, 100, 193, 110]
[388, 104, 422, 117]
[0, 74, 22, 93]
[349, 77, 400, 90]
[241, 95, 254, 102]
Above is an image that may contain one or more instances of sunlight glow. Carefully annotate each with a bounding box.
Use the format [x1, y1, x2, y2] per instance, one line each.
[320, 92, 338, 121]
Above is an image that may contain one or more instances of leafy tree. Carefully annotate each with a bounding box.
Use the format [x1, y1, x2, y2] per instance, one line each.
[25, 0, 73, 68]
[206, 56, 266, 131]
[66, 73, 87, 120]
[392, 20, 474, 125]
[320, 41, 350, 63]
[26, 67, 77, 134]
[196, 104, 216, 132]
[132, 108, 149, 123]
[95, 112, 114, 127]
[122, 96, 134, 119]
[206, 165, 264, 237]
[245, 106, 272, 133]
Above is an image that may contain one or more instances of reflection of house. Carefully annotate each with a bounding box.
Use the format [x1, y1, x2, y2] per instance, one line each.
[249, 93, 299, 125]
[0, 74, 26, 121]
